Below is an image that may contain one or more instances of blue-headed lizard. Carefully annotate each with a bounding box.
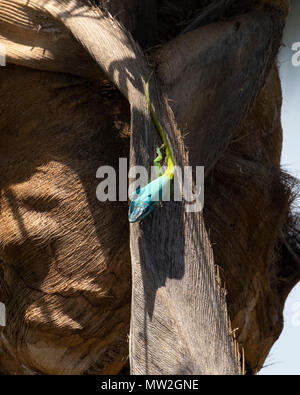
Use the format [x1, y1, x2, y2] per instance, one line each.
[128, 75, 175, 223]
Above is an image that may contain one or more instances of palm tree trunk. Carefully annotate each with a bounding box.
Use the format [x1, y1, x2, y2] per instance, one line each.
[0, 0, 288, 374]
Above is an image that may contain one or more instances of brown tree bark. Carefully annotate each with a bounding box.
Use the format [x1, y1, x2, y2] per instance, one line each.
[0, 0, 298, 375]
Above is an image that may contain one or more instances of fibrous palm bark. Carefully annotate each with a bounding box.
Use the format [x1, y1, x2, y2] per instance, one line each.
[0, 0, 298, 375]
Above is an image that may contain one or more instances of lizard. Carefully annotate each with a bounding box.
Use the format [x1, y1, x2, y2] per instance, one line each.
[128, 74, 175, 223]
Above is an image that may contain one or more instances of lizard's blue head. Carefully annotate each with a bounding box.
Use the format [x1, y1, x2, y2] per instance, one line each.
[128, 175, 170, 223]
[128, 198, 155, 223]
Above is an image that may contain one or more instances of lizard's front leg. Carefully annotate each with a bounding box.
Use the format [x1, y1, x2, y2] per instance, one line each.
[153, 146, 164, 177]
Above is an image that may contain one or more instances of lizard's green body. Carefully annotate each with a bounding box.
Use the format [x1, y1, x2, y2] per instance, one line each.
[128, 76, 175, 223]
[144, 81, 175, 180]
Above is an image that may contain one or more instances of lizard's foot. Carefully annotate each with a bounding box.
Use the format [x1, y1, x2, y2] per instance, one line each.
[154, 145, 165, 177]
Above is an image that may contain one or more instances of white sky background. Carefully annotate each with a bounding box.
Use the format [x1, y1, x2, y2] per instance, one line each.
[260, 0, 300, 375]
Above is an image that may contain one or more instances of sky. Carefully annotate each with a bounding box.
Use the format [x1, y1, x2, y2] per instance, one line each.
[260, 0, 300, 375]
